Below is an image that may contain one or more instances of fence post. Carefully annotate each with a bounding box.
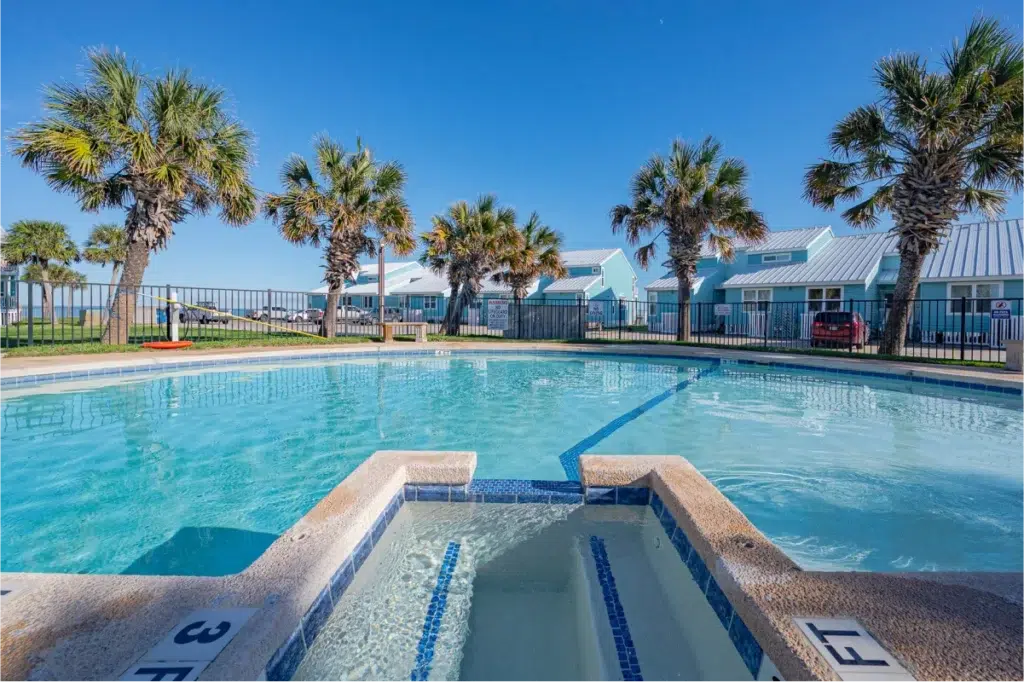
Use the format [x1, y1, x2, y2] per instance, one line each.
[618, 301, 623, 340]
[26, 283, 34, 346]
[165, 284, 172, 340]
[959, 296, 966, 361]
[697, 303, 702, 344]
[849, 298, 855, 353]
[267, 289, 273, 336]
[764, 303, 769, 347]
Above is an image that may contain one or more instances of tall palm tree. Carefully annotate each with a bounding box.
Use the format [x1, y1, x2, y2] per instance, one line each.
[263, 135, 415, 337]
[9, 49, 258, 344]
[421, 195, 518, 336]
[83, 223, 128, 299]
[492, 212, 567, 299]
[0, 220, 83, 321]
[611, 136, 767, 341]
[805, 18, 1022, 355]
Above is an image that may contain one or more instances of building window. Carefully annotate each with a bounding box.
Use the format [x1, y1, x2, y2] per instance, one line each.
[742, 288, 772, 312]
[648, 291, 657, 316]
[807, 286, 843, 312]
[363, 296, 374, 308]
[424, 296, 438, 310]
[344, 296, 353, 306]
[592, 266, 601, 275]
[761, 253, 792, 263]
[949, 282, 1002, 314]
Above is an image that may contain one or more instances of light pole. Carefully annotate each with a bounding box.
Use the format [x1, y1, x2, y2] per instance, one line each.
[378, 244, 385, 325]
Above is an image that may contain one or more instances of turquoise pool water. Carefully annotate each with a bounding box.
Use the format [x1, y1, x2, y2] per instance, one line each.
[1, 353, 1021, 575]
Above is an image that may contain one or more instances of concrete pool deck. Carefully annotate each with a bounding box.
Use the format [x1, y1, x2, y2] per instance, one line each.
[1, 451, 1020, 681]
[2, 340, 1022, 392]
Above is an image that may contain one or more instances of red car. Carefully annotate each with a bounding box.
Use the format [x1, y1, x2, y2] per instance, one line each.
[811, 311, 869, 349]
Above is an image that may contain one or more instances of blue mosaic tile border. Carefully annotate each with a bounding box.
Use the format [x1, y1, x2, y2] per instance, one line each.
[559, 363, 722, 479]
[264, 488, 404, 681]
[410, 541, 462, 681]
[647, 488, 764, 678]
[3, 347, 1019, 395]
[404, 479, 584, 504]
[590, 536, 644, 681]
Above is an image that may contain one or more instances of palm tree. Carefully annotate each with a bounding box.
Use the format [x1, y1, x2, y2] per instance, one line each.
[804, 18, 1022, 355]
[263, 135, 415, 337]
[493, 212, 567, 299]
[611, 136, 768, 341]
[421, 195, 518, 336]
[9, 49, 257, 344]
[83, 223, 127, 299]
[0, 220, 83, 321]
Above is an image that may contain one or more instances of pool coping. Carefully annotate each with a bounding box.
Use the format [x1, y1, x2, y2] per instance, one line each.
[1, 341, 1022, 394]
[1, 451, 1020, 681]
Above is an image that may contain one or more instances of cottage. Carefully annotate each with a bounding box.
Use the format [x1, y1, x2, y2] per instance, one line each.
[646, 219, 1023, 346]
[308, 261, 424, 312]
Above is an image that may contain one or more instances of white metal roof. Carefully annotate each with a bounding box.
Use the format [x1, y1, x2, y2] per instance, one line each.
[700, 226, 831, 258]
[561, 248, 619, 267]
[543, 274, 602, 293]
[918, 219, 1022, 281]
[309, 262, 421, 293]
[391, 271, 450, 296]
[645, 275, 706, 293]
[722, 232, 897, 288]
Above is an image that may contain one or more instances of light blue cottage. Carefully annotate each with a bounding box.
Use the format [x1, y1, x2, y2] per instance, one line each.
[538, 249, 640, 327]
[309, 261, 424, 311]
[646, 219, 1023, 346]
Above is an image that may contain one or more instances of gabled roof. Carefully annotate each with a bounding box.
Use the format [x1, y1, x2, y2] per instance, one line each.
[918, 219, 1022, 280]
[389, 270, 532, 296]
[722, 232, 896, 288]
[645, 275, 706, 293]
[561, 248, 619, 267]
[309, 262, 421, 294]
[700, 226, 831, 258]
[543, 274, 602, 293]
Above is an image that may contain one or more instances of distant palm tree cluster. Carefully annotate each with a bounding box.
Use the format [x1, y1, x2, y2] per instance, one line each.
[5, 19, 1021, 351]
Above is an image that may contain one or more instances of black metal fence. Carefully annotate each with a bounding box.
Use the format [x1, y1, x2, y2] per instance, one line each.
[1, 280, 1020, 365]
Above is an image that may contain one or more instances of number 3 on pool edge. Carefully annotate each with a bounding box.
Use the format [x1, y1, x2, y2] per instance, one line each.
[173, 620, 230, 645]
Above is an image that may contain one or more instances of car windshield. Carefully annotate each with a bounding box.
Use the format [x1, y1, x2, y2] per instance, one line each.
[815, 312, 853, 324]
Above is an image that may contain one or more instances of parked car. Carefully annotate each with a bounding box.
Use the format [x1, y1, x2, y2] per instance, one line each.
[250, 306, 289, 322]
[336, 305, 371, 323]
[383, 307, 404, 322]
[287, 308, 323, 323]
[179, 302, 230, 324]
[811, 311, 869, 348]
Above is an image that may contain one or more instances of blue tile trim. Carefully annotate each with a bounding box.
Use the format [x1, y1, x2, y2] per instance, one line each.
[558, 362, 722, 480]
[464, 479, 584, 504]
[616, 487, 650, 505]
[410, 541, 461, 681]
[265, 628, 306, 681]
[302, 586, 334, 645]
[589, 536, 643, 681]
[647, 492, 764, 679]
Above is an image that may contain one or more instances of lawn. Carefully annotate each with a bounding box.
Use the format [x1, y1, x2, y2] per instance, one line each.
[1, 334, 381, 357]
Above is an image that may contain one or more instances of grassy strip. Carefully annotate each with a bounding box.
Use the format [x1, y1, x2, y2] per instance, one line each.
[2, 335, 380, 357]
[3, 332, 1006, 368]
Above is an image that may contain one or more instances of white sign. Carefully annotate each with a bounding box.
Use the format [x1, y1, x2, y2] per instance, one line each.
[487, 299, 509, 330]
[144, 608, 256, 662]
[794, 618, 914, 681]
[991, 299, 1012, 320]
[588, 301, 604, 317]
[714, 304, 732, 316]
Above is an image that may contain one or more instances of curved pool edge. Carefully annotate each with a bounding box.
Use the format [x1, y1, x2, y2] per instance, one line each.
[1, 450, 1020, 682]
[2, 341, 1022, 395]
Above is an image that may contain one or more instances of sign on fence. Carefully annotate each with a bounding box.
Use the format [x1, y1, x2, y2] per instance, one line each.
[991, 299, 1012, 320]
[487, 299, 509, 330]
[713, 304, 731, 316]
[588, 301, 603, 317]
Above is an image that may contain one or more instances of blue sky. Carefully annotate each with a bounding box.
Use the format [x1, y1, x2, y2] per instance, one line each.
[2, 0, 1021, 292]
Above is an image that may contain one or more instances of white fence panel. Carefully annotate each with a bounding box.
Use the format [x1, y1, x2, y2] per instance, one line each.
[991, 316, 1023, 348]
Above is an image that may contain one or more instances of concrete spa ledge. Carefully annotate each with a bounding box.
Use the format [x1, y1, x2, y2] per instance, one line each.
[2, 451, 1021, 681]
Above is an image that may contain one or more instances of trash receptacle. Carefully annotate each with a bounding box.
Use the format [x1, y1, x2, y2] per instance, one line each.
[1007, 337, 1024, 368]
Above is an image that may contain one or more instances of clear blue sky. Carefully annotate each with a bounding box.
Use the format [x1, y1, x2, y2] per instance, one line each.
[2, 0, 1021, 292]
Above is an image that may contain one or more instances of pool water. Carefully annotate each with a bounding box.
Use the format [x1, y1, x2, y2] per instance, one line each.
[1, 353, 1021, 575]
[293, 502, 753, 681]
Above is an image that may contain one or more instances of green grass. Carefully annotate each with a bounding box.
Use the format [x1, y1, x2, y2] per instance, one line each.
[2, 334, 381, 357]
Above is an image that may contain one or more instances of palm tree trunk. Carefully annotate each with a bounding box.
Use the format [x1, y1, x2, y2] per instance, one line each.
[674, 274, 692, 342]
[322, 289, 340, 338]
[443, 282, 461, 336]
[880, 246, 924, 356]
[102, 239, 151, 345]
[40, 280, 54, 323]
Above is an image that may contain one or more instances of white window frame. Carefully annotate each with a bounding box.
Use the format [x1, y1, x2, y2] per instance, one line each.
[423, 296, 438, 310]
[648, 291, 658, 316]
[362, 295, 374, 308]
[948, 282, 1002, 314]
[807, 286, 844, 313]
[591, 266, 601, 275]
[742, 288, 772, 312]
[761, 252, 792, 263]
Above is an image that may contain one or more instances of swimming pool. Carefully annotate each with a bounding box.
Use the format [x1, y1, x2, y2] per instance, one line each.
[1, 352, 1021, 575]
